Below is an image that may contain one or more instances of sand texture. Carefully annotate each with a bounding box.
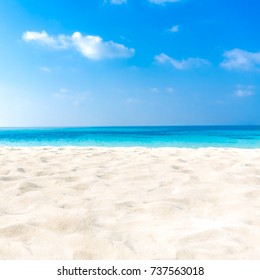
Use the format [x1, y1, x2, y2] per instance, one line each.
[0, 147, 260, 259]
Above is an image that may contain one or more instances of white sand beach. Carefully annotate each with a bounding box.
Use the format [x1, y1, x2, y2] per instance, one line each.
[0, 147, 260, 259]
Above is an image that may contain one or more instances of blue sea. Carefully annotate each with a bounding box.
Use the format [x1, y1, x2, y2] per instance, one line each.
[0, 126, 260, 148]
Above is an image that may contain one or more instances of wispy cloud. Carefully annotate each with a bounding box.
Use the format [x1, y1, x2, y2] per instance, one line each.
[166, 87, 174, 93]
[169, 25, 179, 33]
[221, 48, 260, 71]
[234, 85, 255, 98]
[40, 66, 51, 72]
[149, 0, 179, 4]
[109, 0, 127, 4]
[54, 88, 90, 106]
[155, 53, 210, 70]
[150, 87, 160, 93]
[125, 97, 140, 104]
[149, 87, 174, 93]
[23, 31, 134, 60]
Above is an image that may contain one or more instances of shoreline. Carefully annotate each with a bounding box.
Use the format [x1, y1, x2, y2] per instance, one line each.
[1, 145, 260, 149]
[0, 147, 260, 259]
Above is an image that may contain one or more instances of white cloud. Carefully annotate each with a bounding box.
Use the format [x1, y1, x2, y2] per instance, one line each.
[169, 25, 179, 33]
[221, 48, 260, 71]
[71, 32, 134, 59]
[155, 53, 210, 70]
[149, 0, 179, 4]
[23, 31, 134, 60]
[234, 85, 255, 98]
[23, 31, 70, 49]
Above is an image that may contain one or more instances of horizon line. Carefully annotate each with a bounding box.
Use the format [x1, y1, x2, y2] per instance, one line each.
[1, 124, 260, 129]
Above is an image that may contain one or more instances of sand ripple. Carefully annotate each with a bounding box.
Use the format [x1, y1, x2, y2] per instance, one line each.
[0, 147, 260, 259]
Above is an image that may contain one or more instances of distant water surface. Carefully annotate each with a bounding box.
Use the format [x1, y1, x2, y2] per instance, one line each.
[0, 126, 260, 148]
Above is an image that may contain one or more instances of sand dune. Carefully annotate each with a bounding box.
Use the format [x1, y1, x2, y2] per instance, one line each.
[0, 147, 260, 259]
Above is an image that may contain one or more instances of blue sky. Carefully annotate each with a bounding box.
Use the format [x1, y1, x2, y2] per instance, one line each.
[0, 0, 260, 126]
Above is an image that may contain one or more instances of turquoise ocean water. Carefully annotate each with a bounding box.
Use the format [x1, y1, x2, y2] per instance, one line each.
[0, 126, 260, 148]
